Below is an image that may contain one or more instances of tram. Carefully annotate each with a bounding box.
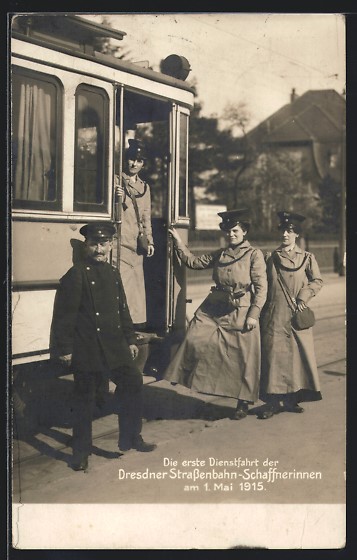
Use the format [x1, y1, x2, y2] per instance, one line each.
[11, 14, 195, 379]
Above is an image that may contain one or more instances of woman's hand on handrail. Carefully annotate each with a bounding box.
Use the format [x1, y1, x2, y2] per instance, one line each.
[115, 174, 125, 198]
[168, 226, 182, 243]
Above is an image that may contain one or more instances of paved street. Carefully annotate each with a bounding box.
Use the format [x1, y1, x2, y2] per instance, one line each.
[11, 272, 346, 549]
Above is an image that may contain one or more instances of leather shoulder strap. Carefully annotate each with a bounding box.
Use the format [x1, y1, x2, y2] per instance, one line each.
[216, 246, 254, 268]
[126, 186, 143, 233]
[272, 252, 297, 311]
[276, 251, 309, 272]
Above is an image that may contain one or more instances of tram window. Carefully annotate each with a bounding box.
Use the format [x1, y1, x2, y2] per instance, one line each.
[74, 85, 109, 212]
[12, 69, 62, 210]
[178, 112, 189, 218]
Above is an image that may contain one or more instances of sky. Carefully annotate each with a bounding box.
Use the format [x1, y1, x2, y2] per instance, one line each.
[81, 12, 346, 132]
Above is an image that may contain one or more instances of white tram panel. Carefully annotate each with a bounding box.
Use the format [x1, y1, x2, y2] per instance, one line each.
[12, 290, 55, 365]
[12, 37, 193, 109]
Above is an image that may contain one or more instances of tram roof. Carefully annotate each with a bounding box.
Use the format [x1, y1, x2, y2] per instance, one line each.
[11, 14, 195, 95]
[11, 14, 127, 43]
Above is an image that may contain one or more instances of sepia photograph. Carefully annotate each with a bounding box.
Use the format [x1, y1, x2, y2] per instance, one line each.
[9, 11, 346, 550]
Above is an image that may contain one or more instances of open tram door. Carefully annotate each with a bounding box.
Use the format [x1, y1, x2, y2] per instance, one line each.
[114, 88, 191, 376]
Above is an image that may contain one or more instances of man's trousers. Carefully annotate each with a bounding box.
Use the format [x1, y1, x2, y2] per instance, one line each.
[72, 365, 143, 461]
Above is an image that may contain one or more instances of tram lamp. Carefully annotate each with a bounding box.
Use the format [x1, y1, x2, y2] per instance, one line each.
[160, 54, 191, 80]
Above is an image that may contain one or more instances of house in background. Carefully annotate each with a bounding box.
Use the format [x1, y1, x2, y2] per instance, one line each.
[241, 88, 346, 272]
[187, 88, 345, 272]
[246, 88, 346, 191]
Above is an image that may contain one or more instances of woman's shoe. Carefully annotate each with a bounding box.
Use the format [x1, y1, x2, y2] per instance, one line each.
[284, 403, 304, 413]
[257, 403, 282, 420]
[233, 409, 247, 420]
[233, 401, 248, 420]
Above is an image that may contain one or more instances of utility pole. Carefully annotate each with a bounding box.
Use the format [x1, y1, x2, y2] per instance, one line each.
[339, 125, 346, 276]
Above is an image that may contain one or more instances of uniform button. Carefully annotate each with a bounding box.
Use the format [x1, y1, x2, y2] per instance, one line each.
[91, 281, 95, 285]
[96, 312, 100, 316]
[86, 267, 90, 270]
[117, 325, 120, 328]
[97, 328, 101, 332]
[116, 296, 119, 300]
[117, 311, 120, 314]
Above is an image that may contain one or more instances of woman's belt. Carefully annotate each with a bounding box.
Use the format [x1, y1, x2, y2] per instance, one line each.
[211, 285, 251, 300]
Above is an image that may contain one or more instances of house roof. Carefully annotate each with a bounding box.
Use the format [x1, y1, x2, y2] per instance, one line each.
[248, 89, 345, 146]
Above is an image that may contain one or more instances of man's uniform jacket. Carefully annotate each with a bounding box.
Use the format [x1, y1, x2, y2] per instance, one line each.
[51, 259, 137, 373]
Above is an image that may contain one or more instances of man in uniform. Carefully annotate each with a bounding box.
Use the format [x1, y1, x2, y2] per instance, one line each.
[51, 221, 156, 471]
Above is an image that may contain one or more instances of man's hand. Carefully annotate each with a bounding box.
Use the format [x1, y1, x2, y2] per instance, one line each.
[59, 354, 72, 367]
[129, 344, 139, 360]
[147, 245, 155, 257]
[245, 317, 257, 331]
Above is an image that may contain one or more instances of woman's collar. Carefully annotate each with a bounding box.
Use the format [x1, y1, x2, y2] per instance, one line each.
[225, 239, 251, 253]
[277, 244, 303, 254]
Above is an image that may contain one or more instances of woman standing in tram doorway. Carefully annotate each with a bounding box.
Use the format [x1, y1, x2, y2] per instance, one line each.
[258, 211, 323, 419]
[165, 209, 267, 419]
[116, 139, 154, 330]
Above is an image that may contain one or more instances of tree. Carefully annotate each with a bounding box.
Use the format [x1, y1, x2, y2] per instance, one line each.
[187, 88, 244, 226]
[229, 149, 321, 237]
[206, 101, 323, 236]
[221, 101, 251, 137]
[317, 175, 341, 234]
[92, 16, 132, 60]
[204, 101, 258, 208]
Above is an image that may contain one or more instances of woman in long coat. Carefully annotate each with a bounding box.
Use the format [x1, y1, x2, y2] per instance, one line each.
[165, 209, 267, 419]
[259, 211, 323, 419]
[117, 139, 154, 328]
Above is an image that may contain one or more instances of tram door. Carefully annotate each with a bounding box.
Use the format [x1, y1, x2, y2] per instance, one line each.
[114, 89, 189, 336]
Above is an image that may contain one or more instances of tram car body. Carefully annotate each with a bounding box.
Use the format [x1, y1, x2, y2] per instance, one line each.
[11, 14, 194, 379]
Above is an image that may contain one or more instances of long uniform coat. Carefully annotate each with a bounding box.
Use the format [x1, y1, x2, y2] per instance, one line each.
[51, 259, 138, 373]
[164, 239, 267, 402]
[260, 246, 323, 402]
[119, 172, 153, 325]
